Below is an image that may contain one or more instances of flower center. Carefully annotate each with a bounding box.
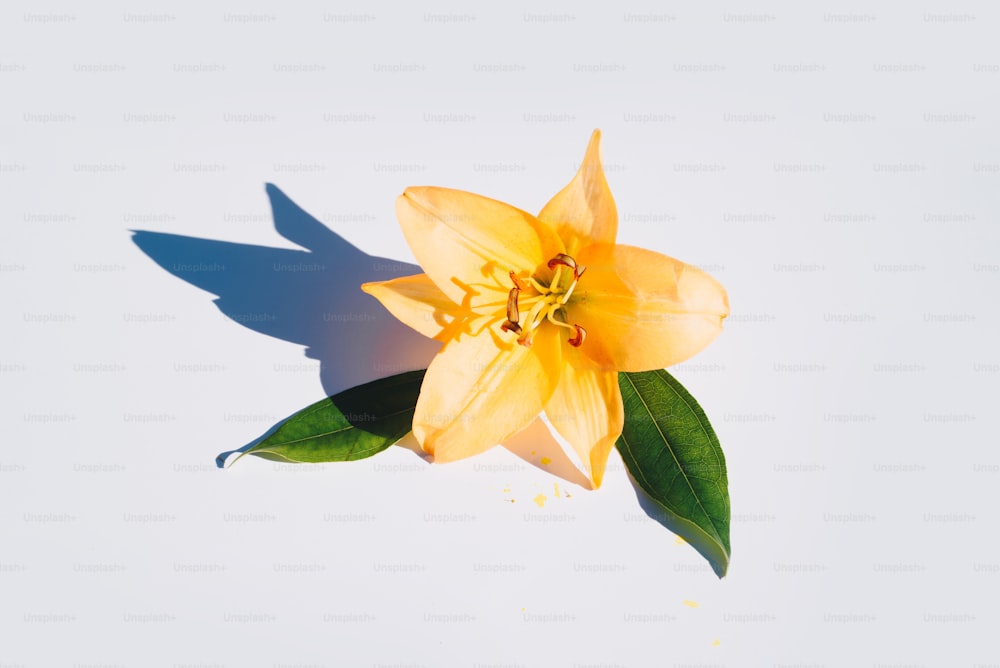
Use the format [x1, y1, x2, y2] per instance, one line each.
[501, 253, 587, 348]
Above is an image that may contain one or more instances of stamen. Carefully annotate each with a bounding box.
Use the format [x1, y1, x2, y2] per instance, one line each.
[518, 295, 544, 306]
[549, 263, 564, 293]
[509, 270, 529, 292]
[500, 320, 522, 334]
[547, 253, 577, 272]
[545, 306, 574, 330]
[516, 299, 548, 347]
[526, 277, 550, 294]
[559, 279, 579, 305]
[500, 254, 588, 347]
[506, 286, 520, 323]
[548, 253, 586, 280]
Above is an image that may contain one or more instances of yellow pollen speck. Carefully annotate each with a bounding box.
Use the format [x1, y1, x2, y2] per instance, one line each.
[553, 483, 561, 497]
[533, 494, 547, 507]
[683, 600, 699, 608]
[540, 457, 552, 465]
[503, 486, 511, 493]
[712, 639, 721, 647]
[675, 535, 687, 545]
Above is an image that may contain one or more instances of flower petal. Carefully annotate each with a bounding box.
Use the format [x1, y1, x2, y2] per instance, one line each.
[544, 348, 624, 489]
[396, 186, 564, 312]
[537, 129, 618, 253]
[361, 273, 485, 343]
[413, 324, 562, 463]
[573, 244, 729, 371]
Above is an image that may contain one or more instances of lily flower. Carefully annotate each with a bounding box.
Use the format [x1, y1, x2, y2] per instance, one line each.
[362, 130, 728, 488]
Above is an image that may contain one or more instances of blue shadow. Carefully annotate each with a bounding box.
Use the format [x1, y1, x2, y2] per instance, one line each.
[131, 183, 440, 399]
[628, 472, 729, 579]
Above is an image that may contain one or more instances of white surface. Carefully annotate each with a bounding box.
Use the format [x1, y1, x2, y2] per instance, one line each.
[2, 2, 999, 667]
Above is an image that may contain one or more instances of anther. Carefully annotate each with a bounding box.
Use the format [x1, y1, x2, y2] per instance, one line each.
[506, 286, 520, 323]
[567, 324, 586, 347]
[500, 320, 522, 335]
[547, 254, 577, 272]
[509, 270, 529, 291]
[547, 253, 586, 280]
[501, 320, 522, 334]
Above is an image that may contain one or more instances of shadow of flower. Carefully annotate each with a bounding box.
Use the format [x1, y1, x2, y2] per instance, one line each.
[133, 182, 590, 487]
[131, 183, 439, 396]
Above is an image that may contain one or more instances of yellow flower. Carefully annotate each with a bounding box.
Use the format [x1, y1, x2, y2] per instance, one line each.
[362, 130, 728, 488]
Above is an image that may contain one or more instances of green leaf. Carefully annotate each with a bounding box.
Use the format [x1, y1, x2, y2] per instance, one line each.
[218, 370, 425, 466]
[615, 369, 731, 578]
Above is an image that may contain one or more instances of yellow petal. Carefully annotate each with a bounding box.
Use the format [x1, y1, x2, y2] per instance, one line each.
[396, 186, 564, 312]
[544, 348, 624, 489]
[537, 129, 618, 254]
[361, 273, 484, 343]
[413, 325, 562, 463]
[573, 244, 729, 371]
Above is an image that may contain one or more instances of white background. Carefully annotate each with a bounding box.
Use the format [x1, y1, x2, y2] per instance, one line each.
[2, 2, 999, 667]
